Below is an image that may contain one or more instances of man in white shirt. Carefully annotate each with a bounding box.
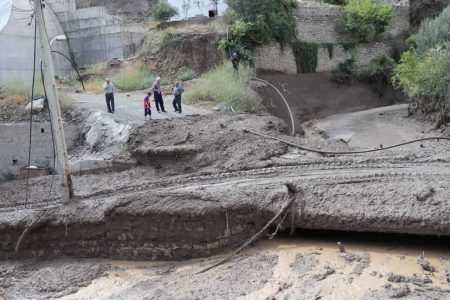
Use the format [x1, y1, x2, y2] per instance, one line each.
[103, 78, 115, 114]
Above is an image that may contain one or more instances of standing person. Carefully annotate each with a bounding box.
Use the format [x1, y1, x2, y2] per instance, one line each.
[103, 78, 115, 114]
[231, 52, 240, 75]
[144, 91, 152, 121]
[152, 77, 166, 113]
[173, 80, 184, 114]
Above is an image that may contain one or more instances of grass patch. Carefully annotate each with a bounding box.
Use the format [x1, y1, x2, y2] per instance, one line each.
[178, 69, 196, 81]
[0, 78, 44, 105]
[184, 62, 262, 112]
[74, 61, 168, 93]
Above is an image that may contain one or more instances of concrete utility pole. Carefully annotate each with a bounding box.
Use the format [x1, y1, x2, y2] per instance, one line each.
[35, 0, 74, 202]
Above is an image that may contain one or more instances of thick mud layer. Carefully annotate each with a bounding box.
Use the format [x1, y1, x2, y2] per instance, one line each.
[0, 109, 449, 261]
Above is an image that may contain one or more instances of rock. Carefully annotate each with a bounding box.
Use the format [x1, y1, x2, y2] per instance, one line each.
[25, 97, 46, 112]
[415, 187, 435, 202]
[389, 285, 410, 298]
[214, 102, 231, 112]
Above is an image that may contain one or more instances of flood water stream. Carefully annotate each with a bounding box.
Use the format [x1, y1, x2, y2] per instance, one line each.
[66, 232, 450, 299]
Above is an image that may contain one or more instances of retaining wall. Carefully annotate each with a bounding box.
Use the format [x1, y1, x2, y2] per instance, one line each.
[46, 0, 145, 66]
[255, 1, 410, 74]
[0, 123, 80, 181]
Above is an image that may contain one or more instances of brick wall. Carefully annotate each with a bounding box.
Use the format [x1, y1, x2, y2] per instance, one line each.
[0, 123, 80, 180]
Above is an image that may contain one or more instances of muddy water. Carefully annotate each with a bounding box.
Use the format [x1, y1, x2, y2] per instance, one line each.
[66, 235, 450, 300]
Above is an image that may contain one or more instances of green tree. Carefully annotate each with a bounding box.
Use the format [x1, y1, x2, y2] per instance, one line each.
[151, 0, 179, 22]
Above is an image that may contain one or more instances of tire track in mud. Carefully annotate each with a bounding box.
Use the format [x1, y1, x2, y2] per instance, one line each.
[3, 160, 449, 212]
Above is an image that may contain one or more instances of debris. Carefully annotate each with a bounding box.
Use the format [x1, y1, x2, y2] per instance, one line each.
[389, 284, 410, 298]
[337, 242, 346, 253]
[313, 266, 335, 281]
[417, 256, 436, 272]
[197, 183, 303, 274]
[387, 273, 433, 285]
[214, 102, 231, 112]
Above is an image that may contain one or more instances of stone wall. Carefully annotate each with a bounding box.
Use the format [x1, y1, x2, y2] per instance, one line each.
[0, 123, 80, 180]
[46, 0, 145, 66]
[256, 1, 411, 74]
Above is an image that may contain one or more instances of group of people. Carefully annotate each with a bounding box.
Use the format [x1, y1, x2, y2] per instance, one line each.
[102, 77, 184, 121]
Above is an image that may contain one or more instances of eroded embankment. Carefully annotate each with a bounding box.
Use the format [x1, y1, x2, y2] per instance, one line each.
[1, 112, 449, 260]
[0, 182, 290, 260]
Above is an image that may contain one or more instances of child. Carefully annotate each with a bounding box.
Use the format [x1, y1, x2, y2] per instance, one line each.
[144, 91, 152, 121]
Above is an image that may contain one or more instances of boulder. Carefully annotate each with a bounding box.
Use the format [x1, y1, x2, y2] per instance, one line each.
[25, 97, 46, 112]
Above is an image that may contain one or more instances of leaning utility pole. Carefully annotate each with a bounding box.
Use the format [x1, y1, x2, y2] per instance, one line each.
[35, 0, 74, 202]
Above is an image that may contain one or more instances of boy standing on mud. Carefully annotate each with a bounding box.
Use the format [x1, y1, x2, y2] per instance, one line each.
[144, 91, 152, 121]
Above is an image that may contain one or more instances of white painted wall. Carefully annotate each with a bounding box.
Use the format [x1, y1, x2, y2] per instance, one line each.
[168, 0, 228, 20]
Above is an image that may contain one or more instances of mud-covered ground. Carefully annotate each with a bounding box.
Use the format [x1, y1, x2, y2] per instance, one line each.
[1, 236, 449, 300]
[0, 105, 449, 299]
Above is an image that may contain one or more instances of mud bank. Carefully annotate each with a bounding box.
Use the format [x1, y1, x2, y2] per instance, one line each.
[255, 72, 401, 134]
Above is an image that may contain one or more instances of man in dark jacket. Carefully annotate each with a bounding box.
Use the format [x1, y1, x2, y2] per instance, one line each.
[173, 80, 184, 113]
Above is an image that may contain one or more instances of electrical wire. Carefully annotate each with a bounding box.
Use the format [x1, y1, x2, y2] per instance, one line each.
[244, 129, 450, 155]
[25, 5, 38, 205]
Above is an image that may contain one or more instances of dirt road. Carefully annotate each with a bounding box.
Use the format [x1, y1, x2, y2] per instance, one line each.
[69, 90, 210, 125]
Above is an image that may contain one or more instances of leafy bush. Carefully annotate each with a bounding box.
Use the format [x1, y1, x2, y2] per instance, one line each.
[393, 6, 450, 126]
[369, 53, 395, 77]
[393, 43, 450, 125]
[341, 0, 393, 42]
[184, 62, 262, 112]
[332, 57, 355, 84]
[221, 0, 298, 62]
[357, 52, 395, 83]
[151, 0, 179, 22]
[222, 8, 239, 25]
[178, 69, 196, 81]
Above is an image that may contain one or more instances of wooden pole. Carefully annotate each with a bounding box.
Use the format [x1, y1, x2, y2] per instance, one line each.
[35, 0, 74, 202]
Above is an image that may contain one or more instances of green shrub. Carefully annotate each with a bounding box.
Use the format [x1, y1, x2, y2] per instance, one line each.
[151, 0, 179, 22]
[292, 42, 319, 73]
[393, 7, 450, 126]
[221, 0, 298, 62]
[178, 69, 196, 81]
[184, 62, 262, 112]
[341, 0, 393, 42]
[222, 8, 239, 25]
[332, 57, 355, 84]
[415, 6, 450, 55]
[114, 68, 155, 92]
[357, 52, 395, 83]
[393, 44, 450, 124]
